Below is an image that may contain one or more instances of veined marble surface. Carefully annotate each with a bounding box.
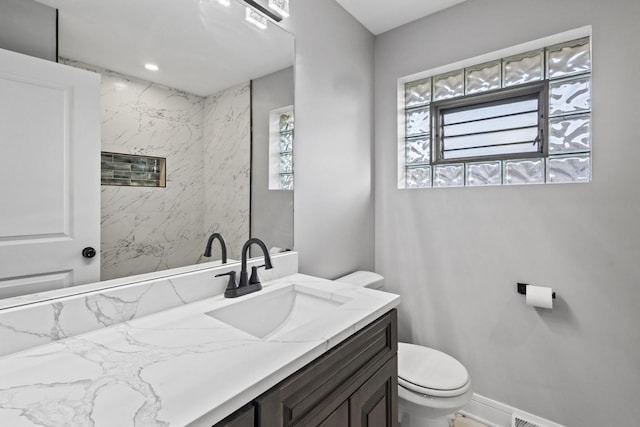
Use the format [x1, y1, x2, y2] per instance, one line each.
[95, 61, 207, 281]
[63, 59, 251, 281]
[0, 274, 399, 427]
[0, 252, 298, 358]
[203, 82, 251, 262]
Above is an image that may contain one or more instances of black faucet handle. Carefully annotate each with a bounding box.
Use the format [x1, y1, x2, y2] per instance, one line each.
[249, 265, 267, 285]
[215, 270, 237, 291]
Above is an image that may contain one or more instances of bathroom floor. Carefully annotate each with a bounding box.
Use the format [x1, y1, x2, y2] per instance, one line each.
[449, 413, 489, 427]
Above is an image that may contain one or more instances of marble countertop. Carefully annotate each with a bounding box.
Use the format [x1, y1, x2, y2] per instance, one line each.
[0, 274, 399, 426]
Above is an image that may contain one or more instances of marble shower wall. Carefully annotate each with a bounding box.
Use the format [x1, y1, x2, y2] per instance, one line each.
[63, 60, 250, 280]
[97, 65, 206, 280]
[203, 83, 251, 261]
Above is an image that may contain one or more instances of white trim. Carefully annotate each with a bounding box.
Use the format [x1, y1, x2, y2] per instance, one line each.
[396, 78, 407, 188]
[459, 393, 566, 427]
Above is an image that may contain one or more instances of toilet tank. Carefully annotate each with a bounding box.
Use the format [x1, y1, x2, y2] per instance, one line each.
[335, 271, 384, 290]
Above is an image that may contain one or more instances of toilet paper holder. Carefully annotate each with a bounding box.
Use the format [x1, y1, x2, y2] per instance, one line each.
[517, 283, 556, 299]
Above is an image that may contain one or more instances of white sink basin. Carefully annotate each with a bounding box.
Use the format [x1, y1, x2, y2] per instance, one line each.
[205, 284, 351, 340]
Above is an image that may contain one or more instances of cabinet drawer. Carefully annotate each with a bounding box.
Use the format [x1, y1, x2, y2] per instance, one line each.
[256, 309, 397, 426]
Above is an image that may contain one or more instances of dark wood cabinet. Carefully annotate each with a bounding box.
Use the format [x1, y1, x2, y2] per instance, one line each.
[349, 354, 397, 427]
[318, 401, 349, 426]
[214, 404, 254, 427]
[256, 309, 397, 427]
[214, 310, 397, 427]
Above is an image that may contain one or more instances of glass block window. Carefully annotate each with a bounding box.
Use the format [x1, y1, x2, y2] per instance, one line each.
[278, 111, 294, 189]
[101, 152, 166, 187]
[401, 35, 591, 189]
[269, 105, 294, 190]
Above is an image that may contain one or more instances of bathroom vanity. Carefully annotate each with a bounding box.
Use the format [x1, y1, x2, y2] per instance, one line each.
[217, 310, 397, 427]
[0, 253, 400, 426]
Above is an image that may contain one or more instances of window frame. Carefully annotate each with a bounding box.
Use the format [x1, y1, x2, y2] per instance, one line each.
[430, 80, 549, 165]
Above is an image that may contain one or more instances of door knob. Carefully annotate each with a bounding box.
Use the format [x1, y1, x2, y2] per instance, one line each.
[82, 247, 97, 258]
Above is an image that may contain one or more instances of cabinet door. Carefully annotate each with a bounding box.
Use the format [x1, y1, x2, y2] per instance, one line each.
[318, 400, 349, 427]
[255, 310, 397, 427]
[349, 355, 398, 427]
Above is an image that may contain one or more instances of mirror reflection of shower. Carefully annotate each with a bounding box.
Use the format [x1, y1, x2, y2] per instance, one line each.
[20, 0, 295, 285]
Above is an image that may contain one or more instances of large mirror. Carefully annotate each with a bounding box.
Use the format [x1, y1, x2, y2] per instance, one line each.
[0, 0, 294, 300]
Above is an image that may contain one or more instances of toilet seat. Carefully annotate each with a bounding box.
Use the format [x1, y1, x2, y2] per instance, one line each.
[398, 343, 470, 398]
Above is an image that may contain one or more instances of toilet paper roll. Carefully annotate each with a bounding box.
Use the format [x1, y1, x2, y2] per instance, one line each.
[526, 285, 553, 309]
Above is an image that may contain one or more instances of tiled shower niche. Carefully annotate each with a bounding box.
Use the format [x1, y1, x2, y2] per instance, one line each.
[101, 152, 166, 187]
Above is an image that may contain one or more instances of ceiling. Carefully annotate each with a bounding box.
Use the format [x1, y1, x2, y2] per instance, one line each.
[36, 0, 294, 96]
[335, 0, 469, 35]
[34, 0, 466, 95]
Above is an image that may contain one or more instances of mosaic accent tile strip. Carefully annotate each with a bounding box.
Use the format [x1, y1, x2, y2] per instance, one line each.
[101, 152, 166, 187]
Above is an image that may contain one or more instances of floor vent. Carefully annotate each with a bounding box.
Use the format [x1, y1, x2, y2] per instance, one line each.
[512, 414, 544, 427]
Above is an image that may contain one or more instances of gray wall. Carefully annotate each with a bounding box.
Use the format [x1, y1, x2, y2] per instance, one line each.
[282, 0, 375, 279]
[374, 0, 640, 425]
[251, 67, 295, 251]
[0, 0, 57, 61]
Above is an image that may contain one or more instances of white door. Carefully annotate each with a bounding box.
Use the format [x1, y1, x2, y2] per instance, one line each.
[0, 48, 101, 299]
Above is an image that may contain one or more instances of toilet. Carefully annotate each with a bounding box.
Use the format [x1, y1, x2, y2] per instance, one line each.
[335, 272, 473, 427]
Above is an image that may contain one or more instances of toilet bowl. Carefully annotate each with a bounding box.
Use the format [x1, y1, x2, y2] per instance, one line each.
[335, 272, 473, 427]
[397, 342, 472, 427]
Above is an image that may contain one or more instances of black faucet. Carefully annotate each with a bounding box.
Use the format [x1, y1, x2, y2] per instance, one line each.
[203, 233, 227, 264]
[216, 238, 273, 298]
[239, 238, 273, 287]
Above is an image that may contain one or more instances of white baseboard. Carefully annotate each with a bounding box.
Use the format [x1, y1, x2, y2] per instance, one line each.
[458, 394, 565, 427]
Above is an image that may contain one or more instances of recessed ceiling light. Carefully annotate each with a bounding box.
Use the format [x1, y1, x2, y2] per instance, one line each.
[216, 0, 230, 5]
[145, 63, 159, 71]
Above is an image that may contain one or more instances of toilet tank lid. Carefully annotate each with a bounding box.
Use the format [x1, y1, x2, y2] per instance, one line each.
[398, 342, 469, 393]
[334, 271, 384, 289]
